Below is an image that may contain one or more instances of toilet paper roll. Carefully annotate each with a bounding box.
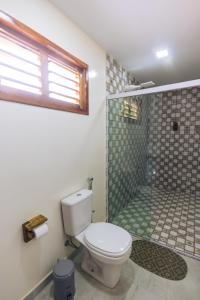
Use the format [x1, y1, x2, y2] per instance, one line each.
[33, 223, 48, 239]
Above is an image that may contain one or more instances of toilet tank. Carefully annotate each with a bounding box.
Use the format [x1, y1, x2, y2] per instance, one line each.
[61, 189, 92, 236]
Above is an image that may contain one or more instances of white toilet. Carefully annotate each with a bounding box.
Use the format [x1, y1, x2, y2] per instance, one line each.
[61, 189, 132, 288]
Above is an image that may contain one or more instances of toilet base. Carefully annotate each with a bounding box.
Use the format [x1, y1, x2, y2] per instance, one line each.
[81, 248, 122, 288]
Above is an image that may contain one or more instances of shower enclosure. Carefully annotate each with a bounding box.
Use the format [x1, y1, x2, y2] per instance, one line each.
[107, 80, 200, 259]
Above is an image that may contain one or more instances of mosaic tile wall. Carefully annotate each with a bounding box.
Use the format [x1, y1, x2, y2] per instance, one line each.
[106, 54, 137, 95]
[147, 87, 200, 192]
[106, 54, 149, 220]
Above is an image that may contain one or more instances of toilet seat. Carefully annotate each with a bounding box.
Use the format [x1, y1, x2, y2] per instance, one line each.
[83, 222, 132, 258]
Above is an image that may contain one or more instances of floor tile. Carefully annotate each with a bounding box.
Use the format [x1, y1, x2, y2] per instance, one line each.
[113, 186, 200, 260]
[34, 252, 200, 300]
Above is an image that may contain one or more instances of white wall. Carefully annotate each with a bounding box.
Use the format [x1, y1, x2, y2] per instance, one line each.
[0, 1, 106, 299]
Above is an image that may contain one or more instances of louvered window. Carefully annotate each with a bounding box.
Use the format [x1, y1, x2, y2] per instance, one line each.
[0, 11, 88, 114]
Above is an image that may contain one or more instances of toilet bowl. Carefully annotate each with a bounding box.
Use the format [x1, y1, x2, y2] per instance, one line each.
[76, 222, 132, 288]
[61, 189, 132, 288]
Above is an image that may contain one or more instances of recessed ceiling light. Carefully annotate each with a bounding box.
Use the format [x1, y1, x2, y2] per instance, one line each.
[156, 49, 169, 59]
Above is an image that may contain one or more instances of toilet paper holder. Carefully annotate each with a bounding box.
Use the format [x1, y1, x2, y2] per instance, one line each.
[22, 214, 48, 243]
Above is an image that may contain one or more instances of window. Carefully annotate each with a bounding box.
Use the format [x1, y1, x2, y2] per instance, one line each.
[0, 11, 89, 114]
[120, 98, 140, 120]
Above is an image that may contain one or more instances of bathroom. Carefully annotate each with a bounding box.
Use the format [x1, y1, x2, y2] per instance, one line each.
[0, 0, 200, 299]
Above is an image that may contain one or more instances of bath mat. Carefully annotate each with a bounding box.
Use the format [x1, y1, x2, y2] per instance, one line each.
[130, 240, 187, 280]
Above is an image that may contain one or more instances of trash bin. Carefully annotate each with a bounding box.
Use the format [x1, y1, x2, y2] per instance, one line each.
[53, 259, 75, 300]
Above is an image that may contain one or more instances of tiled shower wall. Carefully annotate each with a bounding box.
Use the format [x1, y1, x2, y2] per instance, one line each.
[107, 54, 149, 220]
[147, 88, 200, 192]
[107, 54, 200, 223]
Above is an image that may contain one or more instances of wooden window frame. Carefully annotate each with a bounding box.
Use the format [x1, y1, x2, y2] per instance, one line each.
[0, 11, 89, 115]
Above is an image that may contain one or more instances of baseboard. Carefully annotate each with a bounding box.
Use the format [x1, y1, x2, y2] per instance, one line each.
[21, 248, 82, 300]
[21, 271, 53, 300]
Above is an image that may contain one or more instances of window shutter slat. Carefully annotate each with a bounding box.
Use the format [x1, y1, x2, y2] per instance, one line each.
[0, 64, 41, 87]
[49, 82, 79, 99]
[0, 50, 41, 76]
[1, 79, 41, 94]
[48, 60, 79, 82]
[49, 92, 79, 104]
[0, 33, 40, 65]
[48, 72, 79, 90]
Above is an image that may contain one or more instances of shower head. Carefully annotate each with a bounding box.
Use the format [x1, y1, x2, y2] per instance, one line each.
[124, 81, 156, 92]
[140, 81, 156, 88]
[124, 84, 141, 92]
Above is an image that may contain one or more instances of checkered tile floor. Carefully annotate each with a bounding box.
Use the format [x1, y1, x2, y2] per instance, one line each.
[112, 186, 200, 259]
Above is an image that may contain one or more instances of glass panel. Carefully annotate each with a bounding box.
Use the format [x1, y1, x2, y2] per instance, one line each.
[108, 88, 200, 259]
[107, 95, 150, 234]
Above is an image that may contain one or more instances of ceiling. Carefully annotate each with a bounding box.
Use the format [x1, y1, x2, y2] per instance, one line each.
[50, 0, 200, 85]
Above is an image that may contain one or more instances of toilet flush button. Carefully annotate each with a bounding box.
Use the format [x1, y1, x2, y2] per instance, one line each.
[76, 193, 82, 196]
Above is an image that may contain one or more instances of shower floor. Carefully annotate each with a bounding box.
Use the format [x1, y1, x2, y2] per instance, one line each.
[112, 186, 200, 259]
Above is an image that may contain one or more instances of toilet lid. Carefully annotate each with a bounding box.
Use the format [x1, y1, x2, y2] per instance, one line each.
[84, 222, 132, 255]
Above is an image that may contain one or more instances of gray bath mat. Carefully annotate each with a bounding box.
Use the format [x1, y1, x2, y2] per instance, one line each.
[130, 240, 187, 280]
